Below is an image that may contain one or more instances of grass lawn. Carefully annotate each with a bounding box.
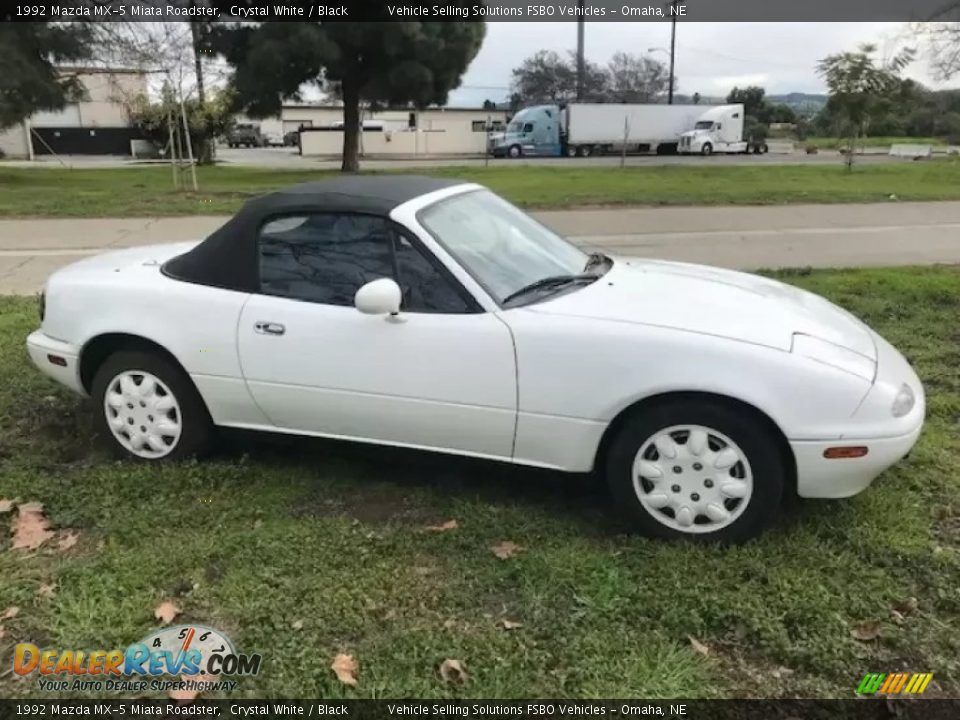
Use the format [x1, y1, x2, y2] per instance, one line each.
[3, 160, 960, 218]
[1, 267, 959, 699]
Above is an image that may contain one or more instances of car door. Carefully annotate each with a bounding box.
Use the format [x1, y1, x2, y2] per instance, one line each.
[236, 212, 518, 460]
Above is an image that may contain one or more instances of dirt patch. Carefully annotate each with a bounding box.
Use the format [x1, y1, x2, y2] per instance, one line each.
[291, 481, 434, 526]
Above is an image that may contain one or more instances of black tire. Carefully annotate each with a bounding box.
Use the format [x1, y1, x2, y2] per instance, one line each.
[700, 143, 713, 156]
[605, 397, 785, 544]
[577, 145, 592, 157]
[508, 144, 522, 159]
[566, 145, 578, 157]
[91, 350, 213, 462]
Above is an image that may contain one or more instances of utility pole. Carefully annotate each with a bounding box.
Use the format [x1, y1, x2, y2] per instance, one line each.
[668, 0, 678, 104]
[576, 6, 585, 101]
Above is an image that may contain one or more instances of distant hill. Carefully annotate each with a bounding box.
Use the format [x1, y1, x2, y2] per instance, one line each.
[672, 92, 828, 113]
[767, 93, 828, 113]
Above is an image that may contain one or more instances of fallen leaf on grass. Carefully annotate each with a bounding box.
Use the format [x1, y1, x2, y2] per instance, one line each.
[425, 519, 458, 532]
[894, 597, 919, 615]
[439, 658, 468, 683]
[688, 635, 711, 656]
[890, 610, 906, 626]
[291, 620, 304, 630]
[491, 541, 523, 560]
[58, 530, 79, 551]
[499, 618, 523, 631]
[850, 621, 882, 641]
[331, 654, 358, 686]
[154, 600, 180, 624]
[37, 584, 56, 599]
[11, 502, 54, 550]
[0, 498, 14, 513]
[2, 607, 19, 620]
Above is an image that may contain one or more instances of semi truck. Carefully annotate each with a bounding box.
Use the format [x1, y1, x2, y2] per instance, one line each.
[489, 103, 760, 158]
[678, 105, 768, 155]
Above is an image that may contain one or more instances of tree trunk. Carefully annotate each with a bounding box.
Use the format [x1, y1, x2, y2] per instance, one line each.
[189, 20, 206, 105]
[189, 19, 213, 165]
[341, 78, 361, 173]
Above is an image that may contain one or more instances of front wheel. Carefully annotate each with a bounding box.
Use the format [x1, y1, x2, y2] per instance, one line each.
[91, 350, 213, 462]
[605, 398, 785, 543]
[507, 144, 522, 159]
[700, 143, 713, 156]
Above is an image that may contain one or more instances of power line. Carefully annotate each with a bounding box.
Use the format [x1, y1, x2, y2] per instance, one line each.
[677, 45, 814, 70]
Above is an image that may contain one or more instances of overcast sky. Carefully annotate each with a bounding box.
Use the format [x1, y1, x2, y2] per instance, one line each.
[446, 22, 945, 106]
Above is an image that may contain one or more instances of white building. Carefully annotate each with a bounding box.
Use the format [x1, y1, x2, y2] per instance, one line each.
[0, 67, 147, 158]
[281, 104, 508, 157]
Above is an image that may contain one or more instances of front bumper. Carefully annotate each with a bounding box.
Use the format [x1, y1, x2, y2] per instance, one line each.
[26, 330, 85, 396]
[792, 331, 925, 499]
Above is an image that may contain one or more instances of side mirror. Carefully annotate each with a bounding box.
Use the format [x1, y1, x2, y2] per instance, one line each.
[355, 278, 402, 316]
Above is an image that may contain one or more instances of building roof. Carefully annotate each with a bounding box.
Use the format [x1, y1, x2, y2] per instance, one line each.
[163, 176, 465, 292]
[282, 103, 503, 113]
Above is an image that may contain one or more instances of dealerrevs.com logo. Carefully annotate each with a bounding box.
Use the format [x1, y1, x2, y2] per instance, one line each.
[13, 625, 261, 694]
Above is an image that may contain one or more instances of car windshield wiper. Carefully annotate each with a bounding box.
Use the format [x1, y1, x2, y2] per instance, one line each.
[502, 273, 599, 306]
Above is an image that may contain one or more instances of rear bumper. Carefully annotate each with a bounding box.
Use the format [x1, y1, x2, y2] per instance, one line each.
[26, 330, 86, 396]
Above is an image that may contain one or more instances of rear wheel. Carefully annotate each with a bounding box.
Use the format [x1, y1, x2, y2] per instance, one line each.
[91, 350, 212, 462]
[566, 145, 578, 157]
[577, 145, 592, 157]
[605, 398, 785, 543]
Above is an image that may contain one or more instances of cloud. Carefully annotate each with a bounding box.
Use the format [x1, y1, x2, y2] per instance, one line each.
[448, 21, 936, 106]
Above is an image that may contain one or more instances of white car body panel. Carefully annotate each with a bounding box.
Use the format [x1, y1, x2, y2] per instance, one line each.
[236, 293, 517, 459]
[27, 183, 925, 502]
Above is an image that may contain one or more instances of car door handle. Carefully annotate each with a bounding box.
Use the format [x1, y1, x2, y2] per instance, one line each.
[254, 321, 285, 336]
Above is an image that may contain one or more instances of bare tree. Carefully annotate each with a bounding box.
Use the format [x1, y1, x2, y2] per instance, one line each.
[606, 52, 669, 103]
[912, 21, 960, 80]
[90, 19, 222, 162]
[510, 49, 608, 106]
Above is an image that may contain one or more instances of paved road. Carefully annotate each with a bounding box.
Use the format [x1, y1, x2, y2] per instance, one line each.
[3, 146, 906, 170]
[2, 202, 960, 294]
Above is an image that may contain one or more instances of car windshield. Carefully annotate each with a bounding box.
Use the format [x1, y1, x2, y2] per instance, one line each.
[694, 120, 714, 129]
[418, 190, 591, 305]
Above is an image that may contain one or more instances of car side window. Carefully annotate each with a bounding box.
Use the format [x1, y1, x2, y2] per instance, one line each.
[259, 213, 394, 306]
[391, 231, 472, 314]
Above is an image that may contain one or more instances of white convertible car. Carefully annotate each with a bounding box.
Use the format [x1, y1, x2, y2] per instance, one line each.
[27, 177, 925, 542]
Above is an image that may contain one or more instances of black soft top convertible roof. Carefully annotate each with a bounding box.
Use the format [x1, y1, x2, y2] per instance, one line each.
[163, 175, 466, 292]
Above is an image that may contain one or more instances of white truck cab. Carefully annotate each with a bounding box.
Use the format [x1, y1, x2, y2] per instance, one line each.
[679, 104, 765, 155]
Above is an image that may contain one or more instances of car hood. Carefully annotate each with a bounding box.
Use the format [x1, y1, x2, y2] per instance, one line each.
[524, 258, 877, 359]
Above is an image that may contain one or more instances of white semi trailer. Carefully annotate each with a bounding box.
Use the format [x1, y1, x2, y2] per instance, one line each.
[490, 102, 760, 158]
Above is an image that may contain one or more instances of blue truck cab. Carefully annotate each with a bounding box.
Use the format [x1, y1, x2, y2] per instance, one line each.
[489, 105, 562, 158]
